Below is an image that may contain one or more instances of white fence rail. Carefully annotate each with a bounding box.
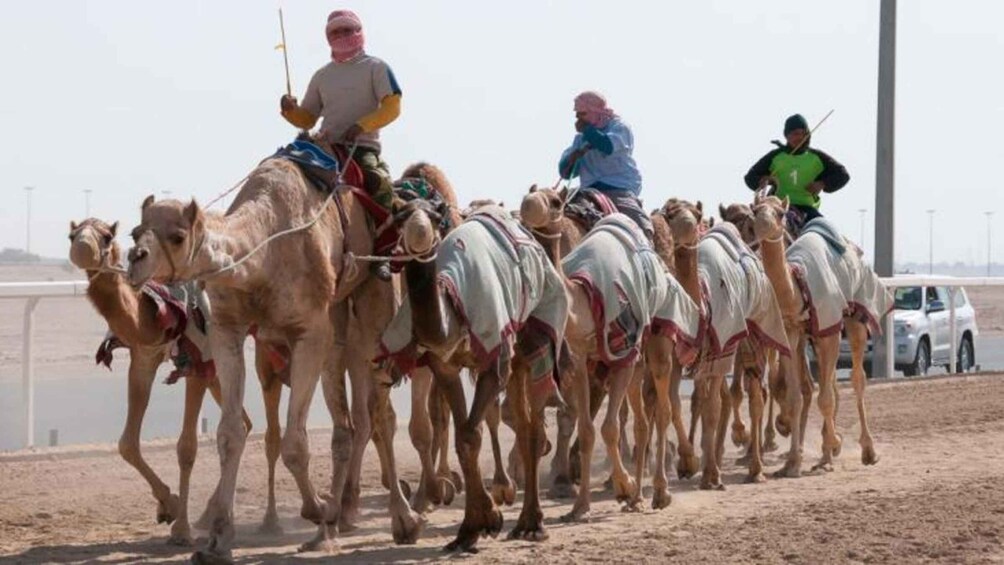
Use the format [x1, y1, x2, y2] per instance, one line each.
[2, 276, 1003, 449]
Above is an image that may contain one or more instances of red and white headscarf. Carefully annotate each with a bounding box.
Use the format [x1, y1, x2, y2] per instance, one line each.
[574, 91, 617, 129]
[326, 9, 365, 63]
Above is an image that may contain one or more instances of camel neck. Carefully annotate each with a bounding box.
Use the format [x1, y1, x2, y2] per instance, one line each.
[673, 246, 701, 304]
[85, 272, 147, 343]
[404, 259, 449, 348]
[759, 236, 801, 317]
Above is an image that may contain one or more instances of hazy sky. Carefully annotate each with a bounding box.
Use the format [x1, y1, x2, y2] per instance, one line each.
[1, 1, 1002, 265]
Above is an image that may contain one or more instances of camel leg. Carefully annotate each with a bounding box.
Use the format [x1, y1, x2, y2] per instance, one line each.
[626, 363, 650, 511]
[438, 360, 504, 553]
[774, 329, 805, 479]
[600, 366, 637, 504]
[336, 343, 374, 533]
[715, 377, 731, 466]
[431, 381, 462, 496]
[256, 348, 284, 535]
[745, 369, 767, 483]
[169, 375, 211, 546]
[191, 327, 249, 564]
[568, 377, 605, 485]
[309, 344, 352, 551]
[506, 354, 549, 541]
[548, 374, 577, 499]
[763, 350, 781, 452]
[370, 374, 427, 544]
[798, 337, 814, 445]
[699, 372, 726, 490]
[488, 398, 517, 506]
[847, 319, 879, 465]
[191, 379, 251, 533]
[811, 334, 842, 472]
[561, 351, 594, 522]
[730, 369, 749, 448]
[117, 351, 178, 533]
[408, 367, 447, 511]
[647, 336, 674, 509]
[670, 359, 699, 478]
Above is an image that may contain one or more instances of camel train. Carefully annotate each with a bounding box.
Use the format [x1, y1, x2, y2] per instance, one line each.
[68, 140, 892, 563]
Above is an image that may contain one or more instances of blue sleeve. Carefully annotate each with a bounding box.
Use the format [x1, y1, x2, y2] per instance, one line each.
[581, 125, 614, 155]
[558, 134, 585, 179]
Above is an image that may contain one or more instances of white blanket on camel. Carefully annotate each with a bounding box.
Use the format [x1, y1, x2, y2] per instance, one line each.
[787, 218, 894, 336]
[699, 223, 791, 369]
[563, 214, 701, 367]
[380, 206, 568, 381]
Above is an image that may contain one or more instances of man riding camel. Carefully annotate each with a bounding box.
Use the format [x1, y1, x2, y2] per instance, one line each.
[280, 9, 401, 280]
[743, 113, 849, 231]
[558, 91, 654, 239]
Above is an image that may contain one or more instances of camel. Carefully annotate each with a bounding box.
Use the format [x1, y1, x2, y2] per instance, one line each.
[68, 218, 282, 545]
[748, 195, 891, 476]
[380, 202, 568, 551]
[656, 199, 791, 486]
[125, 156, 423, 562]
[527, 207, 701, 519]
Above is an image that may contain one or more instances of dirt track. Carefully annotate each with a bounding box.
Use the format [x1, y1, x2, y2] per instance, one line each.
[2, 374, 1004, 564]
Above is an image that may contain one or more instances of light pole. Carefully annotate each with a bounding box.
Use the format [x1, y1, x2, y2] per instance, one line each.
[858, 208, 867, 249]
[84, 189, 93, 217]
[24, 186, 34, 254]
[987, 211, 995, 277]
[926, 209, 935, 274]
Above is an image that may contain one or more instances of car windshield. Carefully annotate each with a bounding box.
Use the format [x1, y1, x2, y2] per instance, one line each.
[894, 287, 922, 310]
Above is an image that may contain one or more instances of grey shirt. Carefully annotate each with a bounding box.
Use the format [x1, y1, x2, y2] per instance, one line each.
[301, 53, 400, 151]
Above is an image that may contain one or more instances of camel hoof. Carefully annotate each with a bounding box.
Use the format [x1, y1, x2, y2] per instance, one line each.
[450, 470, 465, 493]
[811, 460, 835, 473]
[191, 549, 234, 565]
[621, 497, 644, 512]
[699, 481, 726, 491]
[156, 494, 181, 525]
[832, 434, 844, 458]
[862, 446, 880, 466]
[613, 476, 637, 503]
[652, 489, 672, 510]
[444, 507, 503, 553]
[676, 454, 700, 480]
[166, 530, 193, 547]
[762, 439, 780, 453]
[773, 461, 802, 479]
[391, 510, 427, 545]
[300, 498, 324, 525]
[775, 415, 791, 437]
[507, 522, 548, 541]
[298, 534, 338, 554]
[439, 477, 457, 506]
[338, 515, 359, 533]
[746, 472, 768, 484]
[398, 479, 413, 501]
[491, 477, 517, 507]
[731, 426, 750, 448]
[548, 476, 576, 500]
[560, 506, 591, 523]
[257, 515, 284, 536]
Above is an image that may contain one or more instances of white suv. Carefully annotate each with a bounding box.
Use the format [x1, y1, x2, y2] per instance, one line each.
[837, 282, 979, 376]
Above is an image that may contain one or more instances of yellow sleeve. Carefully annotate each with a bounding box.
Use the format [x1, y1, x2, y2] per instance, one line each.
[356, 94, 401, 133]
[281, 106, 319, 130]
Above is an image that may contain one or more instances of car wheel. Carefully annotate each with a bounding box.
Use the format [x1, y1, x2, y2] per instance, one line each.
[904, 338, 930, 377]
[956, 337, 974, 373]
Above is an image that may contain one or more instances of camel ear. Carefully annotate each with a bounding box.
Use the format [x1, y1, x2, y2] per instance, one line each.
[183, 199, 204, 230]
[529, 184, 538, 193]
[781, 196, 790, 212]
[141, 194, 155, 211]
[754, 192, 762, 205]
[559, 186, 569, 200]
[70, 220, 78, 232]
[499, 201, 505, 208]
[109, 221, 119, 237]
[719, 204, 727, 220]
[696, 201, 703, 213]
[708, 217, 716, 228]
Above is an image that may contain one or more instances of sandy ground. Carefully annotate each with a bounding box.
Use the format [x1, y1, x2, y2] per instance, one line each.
[2, 373, 1004, 564]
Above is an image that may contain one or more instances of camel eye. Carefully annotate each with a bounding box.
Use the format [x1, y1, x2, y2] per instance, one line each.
[169, 232, 186, 246]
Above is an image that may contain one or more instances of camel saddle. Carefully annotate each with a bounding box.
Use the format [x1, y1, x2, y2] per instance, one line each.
[563, 188, 618, 231]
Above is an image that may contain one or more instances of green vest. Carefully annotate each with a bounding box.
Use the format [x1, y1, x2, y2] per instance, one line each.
[769, 151, 825, 208]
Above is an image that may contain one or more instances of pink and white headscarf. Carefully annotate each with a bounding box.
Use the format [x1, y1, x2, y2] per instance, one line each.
[574, 91, 617, 129]
[326, 9, 365, 63]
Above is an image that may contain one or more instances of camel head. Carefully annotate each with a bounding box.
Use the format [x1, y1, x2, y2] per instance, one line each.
[68, 218, 120, 271]
[659, 198, 704, 248]
[719, 202, 757, 245]
[751, 194, 789, 243]
[519, 184, 564, 231]
[394, 199, 444, 261]
[127, 195, 206, 287]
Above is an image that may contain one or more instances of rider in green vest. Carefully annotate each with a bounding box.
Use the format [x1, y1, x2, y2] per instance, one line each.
[743, 114, 849, 222]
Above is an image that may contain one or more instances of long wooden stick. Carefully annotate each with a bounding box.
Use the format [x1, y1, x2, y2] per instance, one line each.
[790, 109, 834, 153]
[278, 8, 292, 96]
